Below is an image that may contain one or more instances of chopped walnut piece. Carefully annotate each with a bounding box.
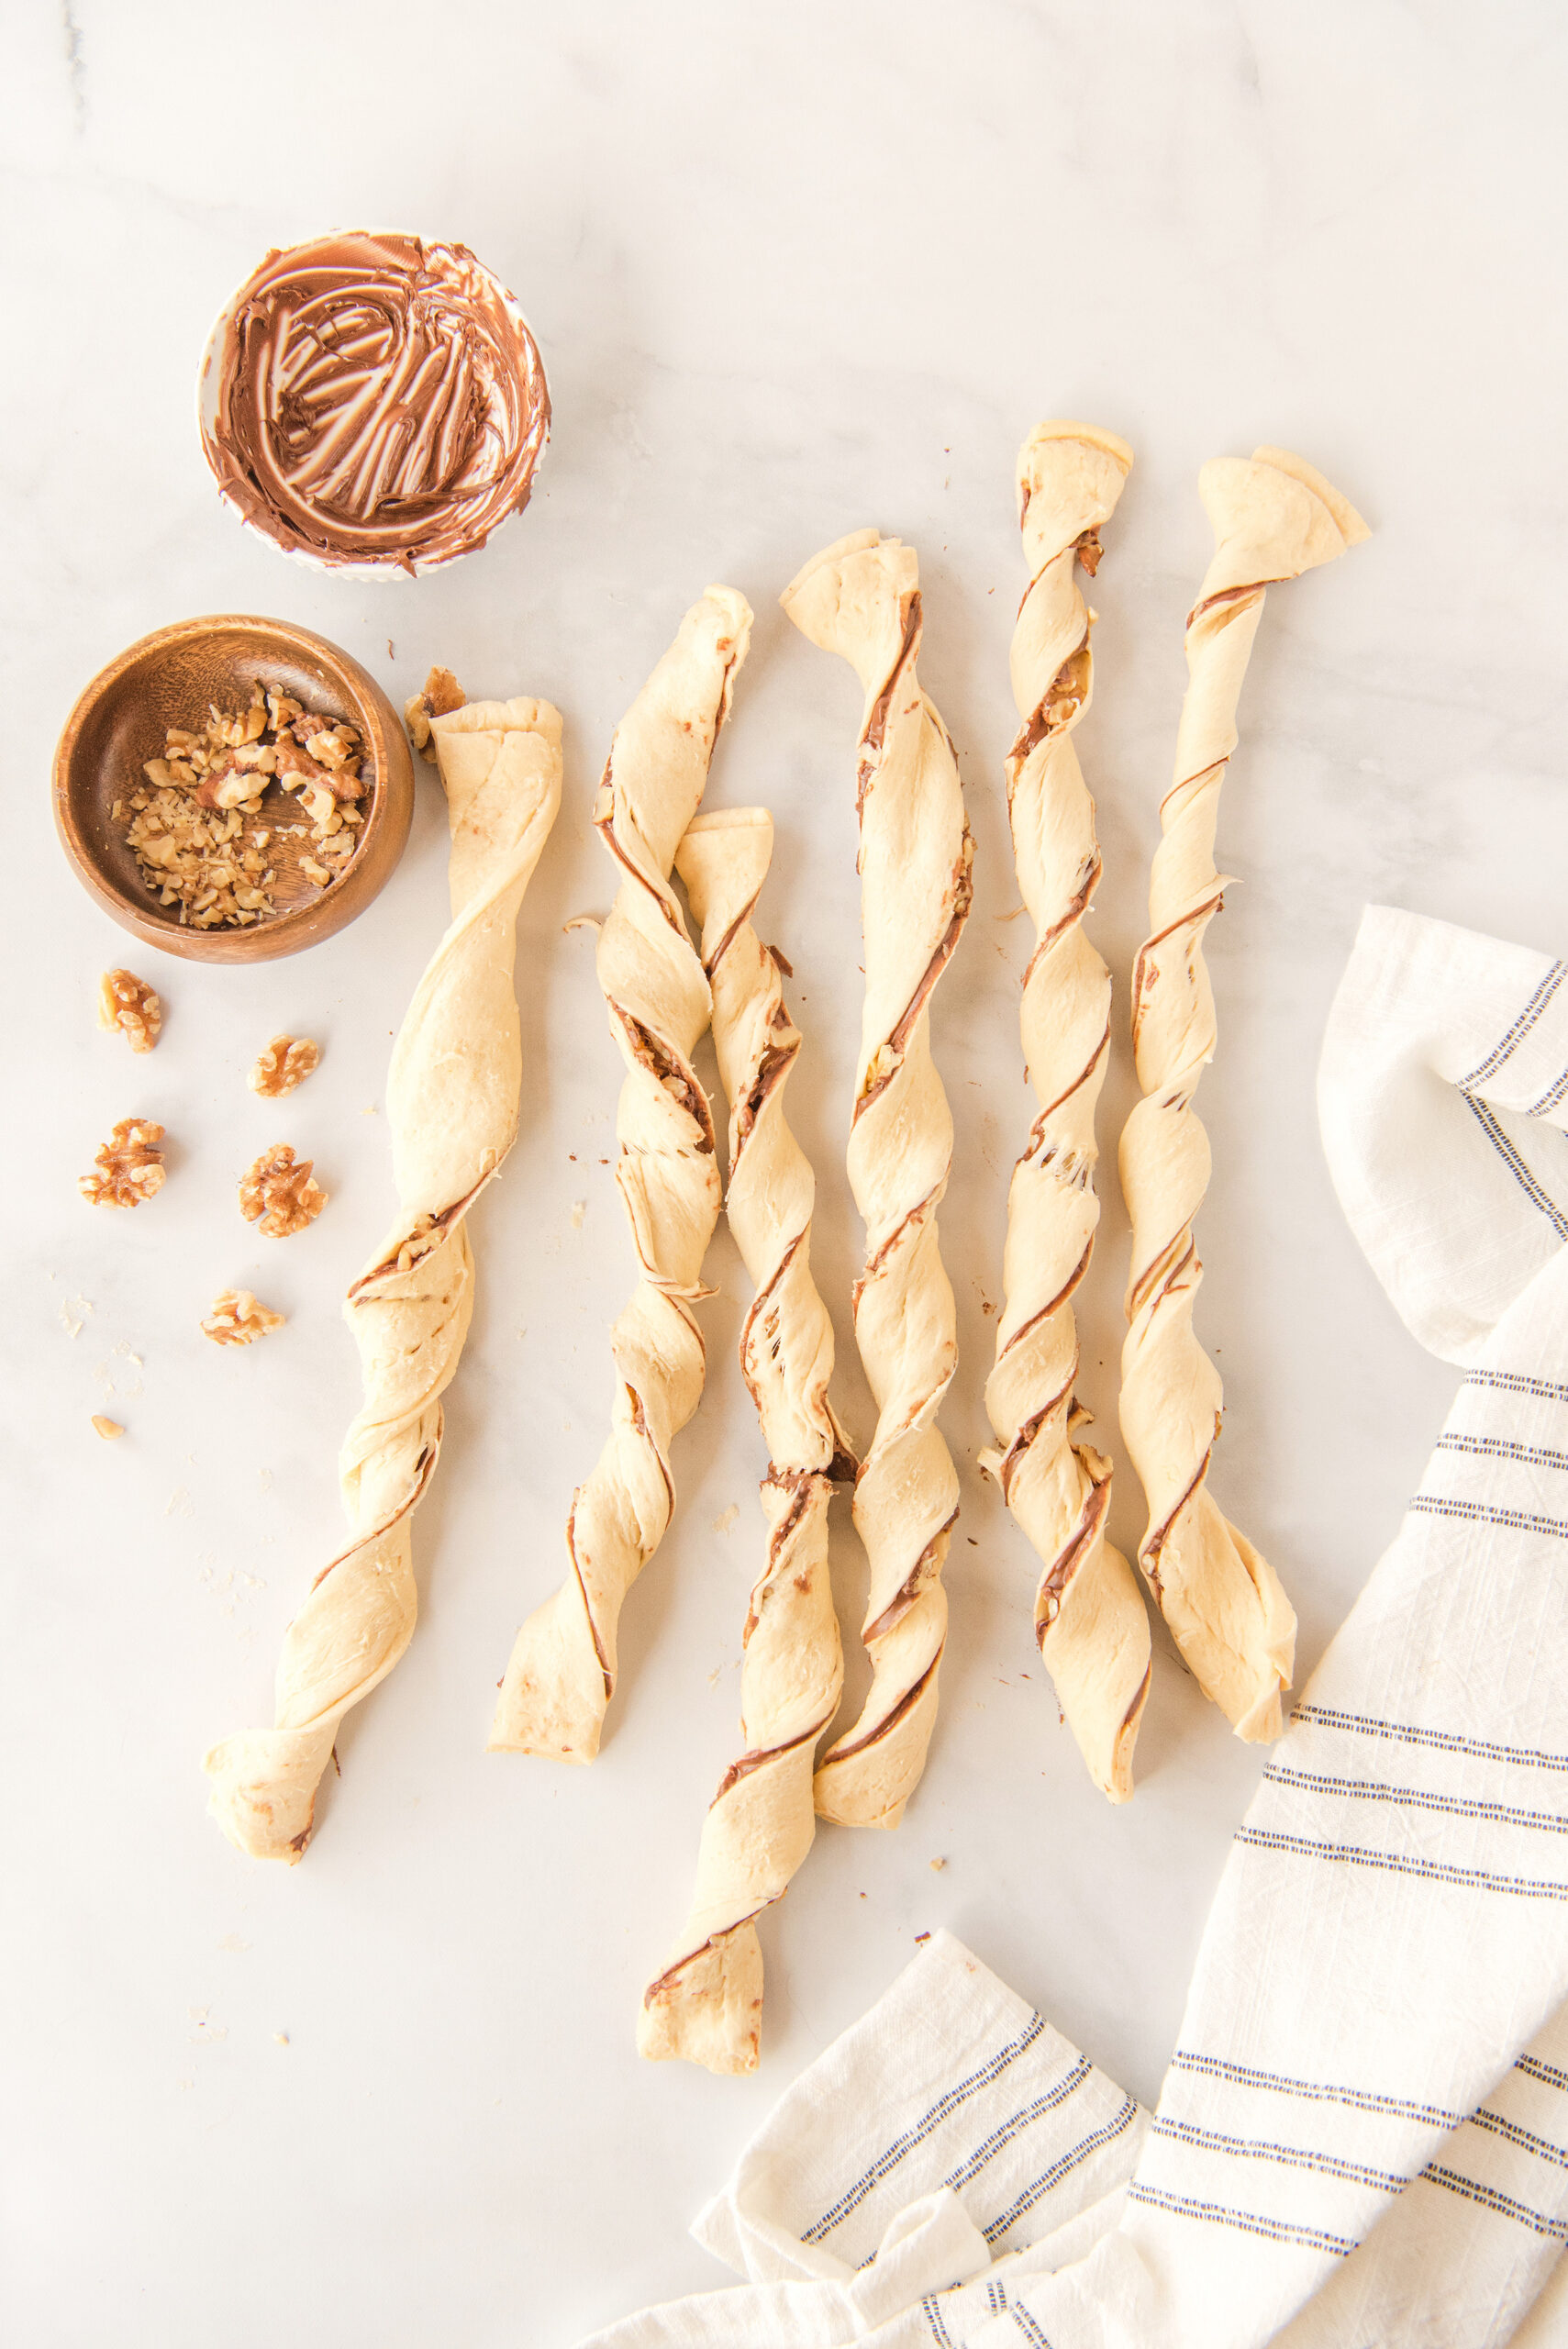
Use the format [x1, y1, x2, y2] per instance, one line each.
[239, 1145, 327, 1238]
[97, 969, 162, 1053]
[80, 1119, 165, 1208]
[92, 1415, 124, 1441]
[248, 1035, 321, 1098]
[119, 686, 366, 928]
[202, 1289, 286, 1346]
[404, 665, 466, 760]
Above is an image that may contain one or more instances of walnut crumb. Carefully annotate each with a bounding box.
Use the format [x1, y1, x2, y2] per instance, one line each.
[203, 1289, 286, 1345]
[404, 666, 466, 760]
[80, 1119, 165, 1208]
[92, 1415, 124, 1441]
[97, 969, 162, 1052]
[248, 1035, 320, 1098]
[239, 1145, 327, 1238]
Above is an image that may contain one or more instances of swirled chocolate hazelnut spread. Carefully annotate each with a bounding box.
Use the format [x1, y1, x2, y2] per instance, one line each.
[200, 232, 550, 573]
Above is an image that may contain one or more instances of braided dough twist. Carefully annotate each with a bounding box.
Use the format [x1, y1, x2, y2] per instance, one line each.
[980, 422, 1151, 1802]
[203, 693, 563, 1859]
[1119, 449, 1367, 1739]
[491, 588, 752, 1761]
[782, 531, 972, 1830]
[639, 808, 853, 2073]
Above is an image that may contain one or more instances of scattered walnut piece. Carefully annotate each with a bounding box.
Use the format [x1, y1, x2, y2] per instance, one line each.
[239, 1145, 327, 1238]
[202, 1289, 286, 1346]
[91, 1415, 124, 1441]
[80, 1118, 165, 1208]
[248, 1035, 321, 1098]
[404, 665, 466, 760]
[97, 969, 162, 1052]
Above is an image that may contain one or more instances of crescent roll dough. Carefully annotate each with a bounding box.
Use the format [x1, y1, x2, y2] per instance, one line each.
[203, 691, 563, 1860]
[490, 587, 752, 1762]
[638, 807, 854, 2073]
[782, 531, 972, 1831]
[980, 421, 1152, 1803]
[1119, 449, 1368, 1740]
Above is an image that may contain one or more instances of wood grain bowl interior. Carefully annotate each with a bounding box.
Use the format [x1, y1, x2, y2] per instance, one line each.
[53, 616, 415, 963]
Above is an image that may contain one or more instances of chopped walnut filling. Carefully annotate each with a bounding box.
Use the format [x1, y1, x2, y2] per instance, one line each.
[404, 665, 466, 760]
[239, 1144, 327, 1238]
[97, 968, 162, 1052]
[248, 1034, 320, 1097]
[202, 1289, 286, 1345]
[119, 685, 367, 930]
[80, 1118, 165, 1208]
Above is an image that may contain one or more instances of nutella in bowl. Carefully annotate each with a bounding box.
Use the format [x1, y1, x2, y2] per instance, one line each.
[198, 232, 550, 575]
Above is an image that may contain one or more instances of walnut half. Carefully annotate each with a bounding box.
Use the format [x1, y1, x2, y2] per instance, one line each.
[239, 1145, 327, 1238]
[248, 1035, 321, 1098]
[97, 969, 163, 1053]
[202, 1289, 286, 1346]
[80, 1119, 165, 1208]
[404, 665, 466, 761]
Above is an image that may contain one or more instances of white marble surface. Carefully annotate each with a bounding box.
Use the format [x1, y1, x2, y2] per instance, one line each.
[5, 4, 1567, 2342]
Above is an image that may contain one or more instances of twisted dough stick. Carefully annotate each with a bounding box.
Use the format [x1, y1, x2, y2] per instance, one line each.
[782, 531, 972, 1830]
[203, 690, 563, 1860]
[639, 808, 853, 2073]
[980, 421, 1151, 1803]
[1119, 449, 1368, 1740]
[491, 588, 752, 1761]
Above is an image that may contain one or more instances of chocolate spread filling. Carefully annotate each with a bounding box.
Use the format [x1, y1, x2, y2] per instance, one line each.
[854, 834, 975, 1125]
[1140, 1437, 1218, 1602]
[1026, 850, 1103, 966]
[202, 232, 550, 572]
[732, 1031, 797, 1151]
[1009, 641, 1090, 767]
[856, 591, 923, 818]
[616, 1009, 715, 1151]
[1033, 1470, 1110, 1632]
[862, 1509, 959, 1643]
[824, 1651, 942, 1765]
[1120, 1661, 1153, 1733]
[349, 1170, 493, 1296]
[564, 1491, 613, 1686]
[995, 1235, 1095, 1369]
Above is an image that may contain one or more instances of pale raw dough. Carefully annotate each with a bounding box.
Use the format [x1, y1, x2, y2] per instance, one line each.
[1118, 448, 1369, 1741]
[781, 531, 972, 1831]
[979, 420, 1151, 1804]
[639, 807, 851, 2074]
[490, 587, 752, 1762]
[202, 694, 563, 1860]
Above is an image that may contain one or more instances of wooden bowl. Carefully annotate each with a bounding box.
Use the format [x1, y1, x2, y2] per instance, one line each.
[53, 615, 415, 963]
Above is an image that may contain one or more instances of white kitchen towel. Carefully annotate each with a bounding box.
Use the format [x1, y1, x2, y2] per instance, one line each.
[583, 907, 1568, 2349]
